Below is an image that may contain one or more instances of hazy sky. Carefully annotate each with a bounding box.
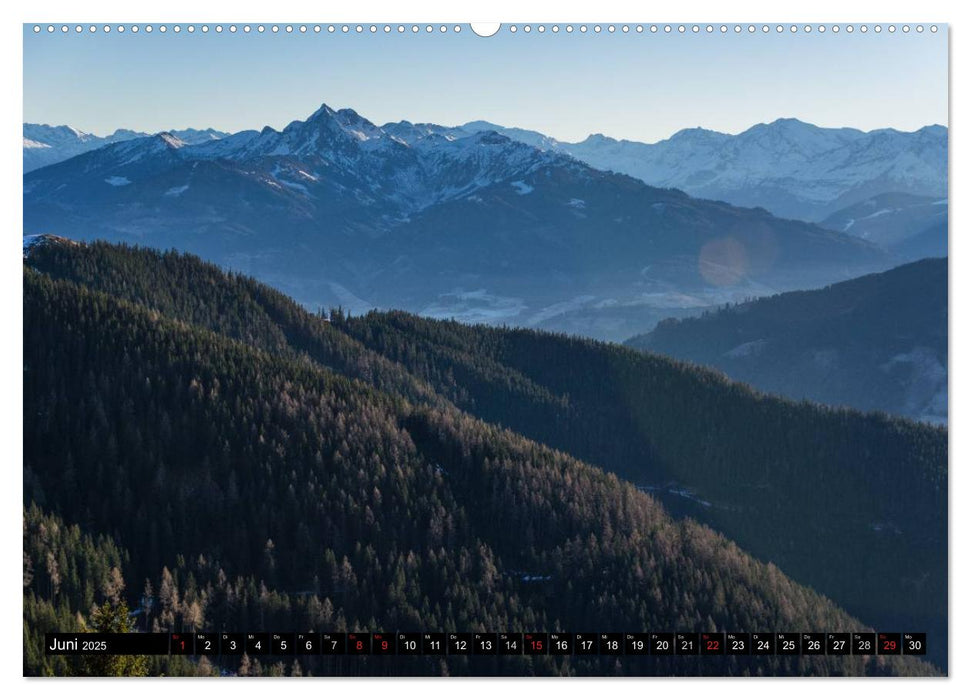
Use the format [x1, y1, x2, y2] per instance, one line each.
[23, 24, 948, 143]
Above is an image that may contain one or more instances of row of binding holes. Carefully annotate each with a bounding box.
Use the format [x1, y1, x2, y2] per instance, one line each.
[33, 24, 939, 34]
[32, 24, 465, 34]
[509, 24, 937, 34]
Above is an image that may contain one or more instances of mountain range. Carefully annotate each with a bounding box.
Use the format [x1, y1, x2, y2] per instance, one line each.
[462, 118, 947, 223]
[25, 117, 946, 224]
[24, 106, 903, 341]
[23, 236, 945, 675]
[626, 258, 947, 424]
[23, 123, 229, 172]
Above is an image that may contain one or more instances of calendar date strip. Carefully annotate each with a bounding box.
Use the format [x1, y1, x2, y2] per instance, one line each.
[46, 631, 925, 656]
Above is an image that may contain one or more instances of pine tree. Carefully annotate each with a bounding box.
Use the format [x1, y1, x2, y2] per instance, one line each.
[81, 600, 148, 677]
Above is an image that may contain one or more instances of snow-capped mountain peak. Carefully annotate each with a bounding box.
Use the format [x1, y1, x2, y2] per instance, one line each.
[580, 133, 614, 145]
[667, 126, 729, 143]
[24, 123, 98, 147]
[25, 102, 580, 220]
[306, 102, 337, 121]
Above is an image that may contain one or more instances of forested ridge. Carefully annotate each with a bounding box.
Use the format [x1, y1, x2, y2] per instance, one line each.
[335, 314, 947, 666]
[23, 238, 945, 676]
[625, 257, 947, 423]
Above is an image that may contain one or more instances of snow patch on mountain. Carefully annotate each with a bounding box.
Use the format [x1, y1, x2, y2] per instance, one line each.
[526, 295, 597, 326]
[23, 234, 44, 256]
[724, 339, 768, 359]
[420, 289, 527, 324]
[860, 208, 894, 221]
[23, 233, 79, 258]
[164, 184, 190, 197]
[881, 346, 947, 424]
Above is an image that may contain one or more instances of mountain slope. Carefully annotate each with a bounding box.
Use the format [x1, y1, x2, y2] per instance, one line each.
[24, 262, 939, 676]
[25, 238, 947, 671]
[23, 105, 889, 341]
[819, 193, 948, 259]
[626, 258, 947, 425]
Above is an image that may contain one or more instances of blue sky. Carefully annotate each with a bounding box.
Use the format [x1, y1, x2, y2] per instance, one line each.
[23, 24, 948, 143]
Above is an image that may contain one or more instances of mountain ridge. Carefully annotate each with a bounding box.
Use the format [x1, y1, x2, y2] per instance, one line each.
[24, 104, 892, 341]
[453, 117, 947, 222]
[626, 257, 948, 424]
[23, 122, 229, 172]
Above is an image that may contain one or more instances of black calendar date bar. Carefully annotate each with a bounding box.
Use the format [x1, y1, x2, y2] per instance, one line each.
[46, 631, 928, 655]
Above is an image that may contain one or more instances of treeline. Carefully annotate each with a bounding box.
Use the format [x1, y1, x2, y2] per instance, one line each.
[23, 239, 945, 675]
